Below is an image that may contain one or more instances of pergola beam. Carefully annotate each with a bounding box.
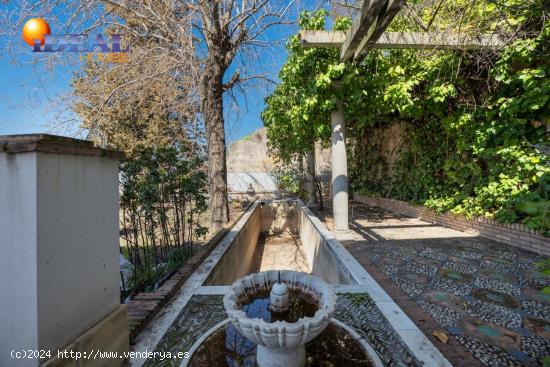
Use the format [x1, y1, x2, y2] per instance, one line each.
[354, 0, 406, 59]
[339, 0, 388, 62]
[298, 30, 347, 48]
[299, 30, 505, 51]
[373, 32, 504, 50]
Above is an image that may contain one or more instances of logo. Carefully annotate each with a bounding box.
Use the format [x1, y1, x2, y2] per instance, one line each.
[22, 18, 129, 63]
[22, 18, 50, 46]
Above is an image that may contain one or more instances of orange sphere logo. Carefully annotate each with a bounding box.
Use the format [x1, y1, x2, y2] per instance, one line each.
[22, 18, 51, 46]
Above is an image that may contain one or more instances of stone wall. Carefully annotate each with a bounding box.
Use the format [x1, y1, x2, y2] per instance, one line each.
[355, 194, 550, 256]
[350, 121, 406, 188]
[315, 140, 332, 197]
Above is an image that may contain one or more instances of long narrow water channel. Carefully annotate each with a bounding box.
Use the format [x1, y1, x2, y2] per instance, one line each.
[247, 231, 309, 273]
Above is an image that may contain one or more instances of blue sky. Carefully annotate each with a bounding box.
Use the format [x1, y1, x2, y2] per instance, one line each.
[0, 57, 77, 135]
[0, 1, 326, 143]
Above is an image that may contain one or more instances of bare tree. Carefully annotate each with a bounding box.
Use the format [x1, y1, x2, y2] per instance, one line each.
[1, 0, 292, 232]
[193, 1, 292, 231]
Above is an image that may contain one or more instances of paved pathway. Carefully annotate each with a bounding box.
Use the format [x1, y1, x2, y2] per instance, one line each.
[317, 203, 550, 367]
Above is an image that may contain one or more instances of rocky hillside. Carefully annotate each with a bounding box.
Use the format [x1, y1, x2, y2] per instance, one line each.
[226, 128, 331, 194]
[227, 128, 274, 173]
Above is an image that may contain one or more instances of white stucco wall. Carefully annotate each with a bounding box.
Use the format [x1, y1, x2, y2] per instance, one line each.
[0, 152, 39, 366]
[0, 149, 120, 366]
[36, 152, 120, 352]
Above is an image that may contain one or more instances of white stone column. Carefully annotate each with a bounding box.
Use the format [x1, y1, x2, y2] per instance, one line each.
[0, 134, 128, 367]
[306, 149, 316, 208]
[331, 99, 350, 233]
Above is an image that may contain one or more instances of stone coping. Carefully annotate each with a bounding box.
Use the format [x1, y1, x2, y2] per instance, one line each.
[0, 133, 123, 158]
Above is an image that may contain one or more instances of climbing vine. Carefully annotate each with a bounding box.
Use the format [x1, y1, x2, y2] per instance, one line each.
[263, 3, 549, 234]
[262, 10, 351, 163]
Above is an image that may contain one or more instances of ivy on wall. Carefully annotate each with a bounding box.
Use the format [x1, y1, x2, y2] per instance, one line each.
[263, 3, 549, 234]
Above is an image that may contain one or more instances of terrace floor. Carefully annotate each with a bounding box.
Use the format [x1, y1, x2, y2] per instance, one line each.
[316, 203, 550, 367]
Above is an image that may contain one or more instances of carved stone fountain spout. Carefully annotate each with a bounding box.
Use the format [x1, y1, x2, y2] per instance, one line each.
[223, 270, 335, 367]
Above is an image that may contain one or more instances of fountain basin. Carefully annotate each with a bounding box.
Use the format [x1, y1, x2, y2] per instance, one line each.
[185, 318, 383, 367]
[223, 271, 335, 367]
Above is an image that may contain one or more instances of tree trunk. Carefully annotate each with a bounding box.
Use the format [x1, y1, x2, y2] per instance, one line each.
[201, 63, 230, 233]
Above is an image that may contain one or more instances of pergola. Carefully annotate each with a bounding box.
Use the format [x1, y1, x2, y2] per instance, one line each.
[299, 0, 504, 236]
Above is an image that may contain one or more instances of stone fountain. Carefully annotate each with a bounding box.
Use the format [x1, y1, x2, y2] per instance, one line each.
[223, 270, 335, 367]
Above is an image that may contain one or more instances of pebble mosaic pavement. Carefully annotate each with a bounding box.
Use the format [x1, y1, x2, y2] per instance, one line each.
[143, 293, 420, 367]
[320, 204, 550, 367]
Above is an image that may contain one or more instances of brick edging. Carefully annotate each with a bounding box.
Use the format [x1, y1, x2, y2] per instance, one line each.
[354, 194, 550, 256]
[126, 202, 254, 343]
